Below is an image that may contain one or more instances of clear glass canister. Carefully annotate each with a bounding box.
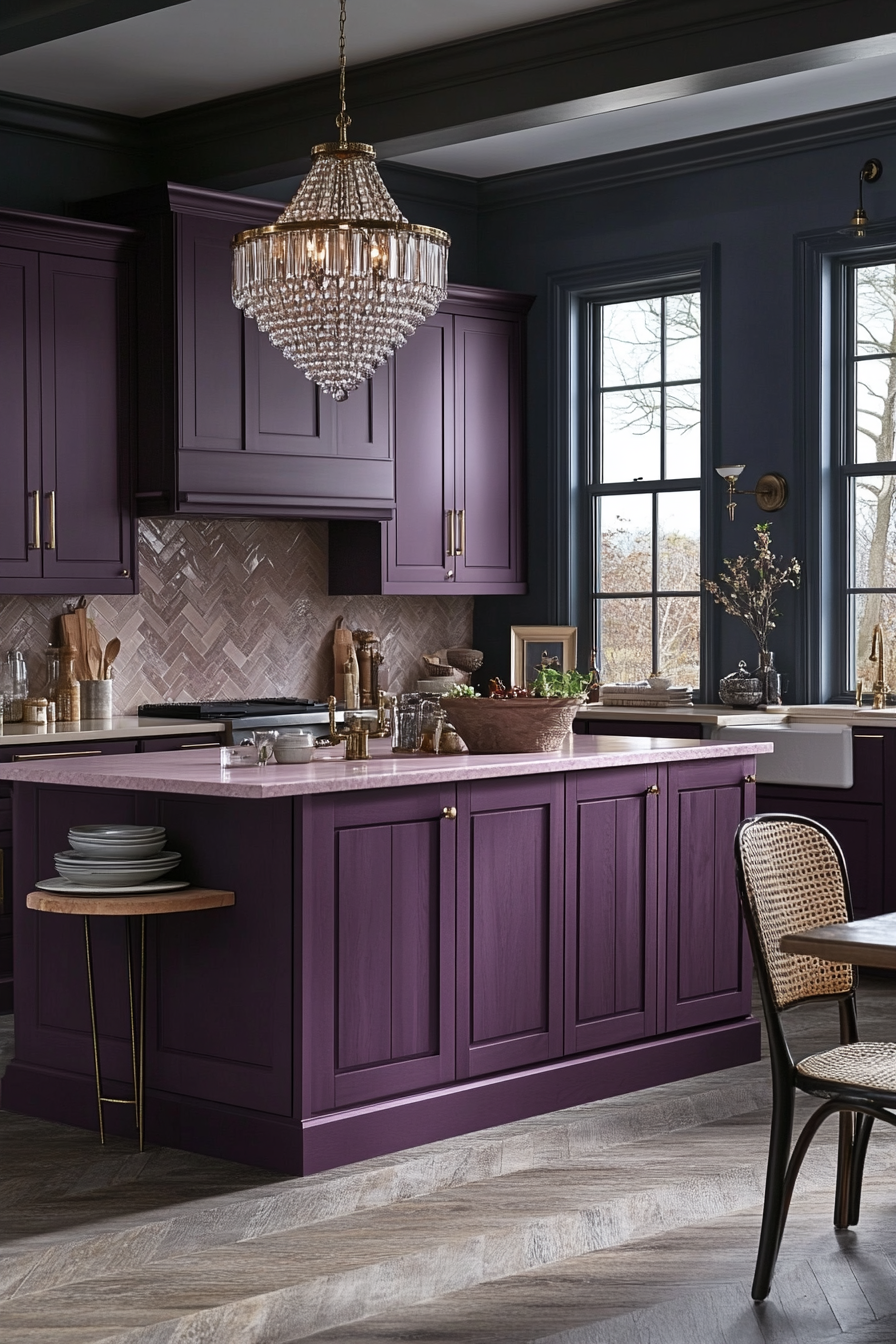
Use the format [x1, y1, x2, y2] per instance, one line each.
[392, 693, 422, 753]
[56, 646, 80, 722]
[5, 649, 27, 722]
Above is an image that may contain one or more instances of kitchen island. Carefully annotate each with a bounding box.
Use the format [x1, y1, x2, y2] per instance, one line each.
[0, 735, 768, 1174]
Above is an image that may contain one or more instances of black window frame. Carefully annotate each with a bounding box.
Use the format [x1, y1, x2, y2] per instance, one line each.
[798, 221, 896, 703]
[550, 247, 718, 696]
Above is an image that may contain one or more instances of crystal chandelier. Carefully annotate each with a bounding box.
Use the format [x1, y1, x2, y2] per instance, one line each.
[231, 0, 450, 402]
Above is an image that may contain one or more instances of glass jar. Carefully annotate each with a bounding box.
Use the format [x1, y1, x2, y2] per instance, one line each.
[45, 646, 60, 702]
[56, 646, 80, 722]
[752, 651, 783, 706]
[392, 693, 422, 753]
[5, 649, 27, 722]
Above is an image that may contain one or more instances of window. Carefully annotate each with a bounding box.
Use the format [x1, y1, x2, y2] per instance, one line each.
[844, 261, 896, 689]
[589, 290, 702, 685]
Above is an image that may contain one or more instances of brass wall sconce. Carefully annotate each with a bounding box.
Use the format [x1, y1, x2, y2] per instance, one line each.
[845, 158, 883, 237]
[715, 465, 788, 521]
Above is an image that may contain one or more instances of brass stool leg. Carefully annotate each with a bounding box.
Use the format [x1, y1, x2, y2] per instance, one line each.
[125, 915, 147, 1151]
[83, 914, 105, 1144]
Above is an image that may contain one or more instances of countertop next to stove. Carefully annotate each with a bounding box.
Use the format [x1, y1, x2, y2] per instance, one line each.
[0, 717, 226, 748]
[0, 734, 771, 798]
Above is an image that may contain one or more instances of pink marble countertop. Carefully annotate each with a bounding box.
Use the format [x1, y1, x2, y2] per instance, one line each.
[0, 734, 772, 799]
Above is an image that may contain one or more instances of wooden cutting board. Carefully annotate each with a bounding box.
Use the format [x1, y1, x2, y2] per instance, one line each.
[58, 613, 89, 681]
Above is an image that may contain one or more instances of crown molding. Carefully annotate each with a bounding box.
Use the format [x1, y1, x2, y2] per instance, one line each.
[0, 88, 147, 151]
[478, 93, 896, 211]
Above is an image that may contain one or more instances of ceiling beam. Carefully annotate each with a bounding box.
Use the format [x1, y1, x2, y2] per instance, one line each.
[0, 1, 191, 57]
[143, 0, 896, 189]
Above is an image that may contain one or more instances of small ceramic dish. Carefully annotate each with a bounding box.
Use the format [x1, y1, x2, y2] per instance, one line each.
[273, 732, 315, 764]
[647, 676, 672, 691]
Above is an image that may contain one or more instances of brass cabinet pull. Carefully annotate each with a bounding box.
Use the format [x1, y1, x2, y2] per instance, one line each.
[744, 773, 757, 783]
[441, 805, 457, 820]
[457, 508, 466, 556]
[178, 741, 220, 749]
[13, 749, 102, 761]
[646, 784, 660, 795]
[28, 491, 40, 550]
[45, 490, 56, 550]
[855, 734, 884, 739]
[446, 510, 456, 557]
[0, 854, 4, 916]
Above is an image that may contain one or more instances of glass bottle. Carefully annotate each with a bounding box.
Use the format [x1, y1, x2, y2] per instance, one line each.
[753, 650, 782, 706]
[44, 646, 60, 723]
[392, 693, 422, 753]
[5, 649, 27, 722]
[56, 646, 81, 722]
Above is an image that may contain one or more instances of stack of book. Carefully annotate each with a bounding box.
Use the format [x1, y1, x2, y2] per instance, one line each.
[599, 682, 694, 709]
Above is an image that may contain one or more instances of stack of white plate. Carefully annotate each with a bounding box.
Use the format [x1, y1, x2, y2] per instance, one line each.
[54, 824, 181, 888]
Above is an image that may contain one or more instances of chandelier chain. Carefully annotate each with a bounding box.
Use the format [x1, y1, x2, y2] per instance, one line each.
[337, 0, 350, 146]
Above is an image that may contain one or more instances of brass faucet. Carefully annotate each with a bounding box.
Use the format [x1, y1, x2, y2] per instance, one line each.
[871, 624, 889, 709]
[315, 695, 373, 758]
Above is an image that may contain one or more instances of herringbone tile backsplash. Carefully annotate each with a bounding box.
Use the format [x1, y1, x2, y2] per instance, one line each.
[0, 519, 474, 713]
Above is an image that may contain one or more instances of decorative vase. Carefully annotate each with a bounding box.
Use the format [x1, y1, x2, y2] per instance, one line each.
[753, 650, 782, 706]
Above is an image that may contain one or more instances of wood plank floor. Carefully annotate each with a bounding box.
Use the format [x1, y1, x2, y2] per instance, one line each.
[2, 976, 896, 1343]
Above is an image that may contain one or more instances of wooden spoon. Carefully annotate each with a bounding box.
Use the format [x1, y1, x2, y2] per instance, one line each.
[102, 637, 121, 680]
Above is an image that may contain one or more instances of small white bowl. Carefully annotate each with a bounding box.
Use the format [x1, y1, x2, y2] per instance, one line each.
[273, 732, 315, 765]
[647, 676, 672, 691]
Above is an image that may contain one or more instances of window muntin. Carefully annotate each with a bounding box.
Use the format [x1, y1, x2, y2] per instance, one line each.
[590, 291, 702, 686]
[845, 263, 896, 686]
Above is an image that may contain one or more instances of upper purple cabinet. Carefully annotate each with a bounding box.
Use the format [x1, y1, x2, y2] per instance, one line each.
[0, 211, 136, 595]
[328, 285, 532, 596]
[79, 184, 393, 521]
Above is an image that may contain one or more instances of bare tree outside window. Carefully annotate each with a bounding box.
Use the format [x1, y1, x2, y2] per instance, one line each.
[850, 264, 896, 686]
[591, 292, 702, 685]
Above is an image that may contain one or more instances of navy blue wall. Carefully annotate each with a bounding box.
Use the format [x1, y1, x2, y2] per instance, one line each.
[472, 111, 896, 702]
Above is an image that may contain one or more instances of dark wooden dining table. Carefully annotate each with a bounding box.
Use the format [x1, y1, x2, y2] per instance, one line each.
[780, 912, 896, 970]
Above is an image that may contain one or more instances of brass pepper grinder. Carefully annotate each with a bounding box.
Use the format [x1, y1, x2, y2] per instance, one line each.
[353, 630, 381, 708]
[344, 715, 371, 761]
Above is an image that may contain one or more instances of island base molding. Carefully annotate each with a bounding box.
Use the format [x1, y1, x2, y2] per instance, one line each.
[1, 1018, 760, 1175]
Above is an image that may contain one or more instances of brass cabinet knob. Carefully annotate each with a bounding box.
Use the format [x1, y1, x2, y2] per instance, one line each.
[646, 784, 660, 795]
[744, 773, 757, 784]
[441, 806, 457, 820]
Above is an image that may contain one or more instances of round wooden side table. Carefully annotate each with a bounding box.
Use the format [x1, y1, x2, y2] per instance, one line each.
[26, 887, 235, 1150]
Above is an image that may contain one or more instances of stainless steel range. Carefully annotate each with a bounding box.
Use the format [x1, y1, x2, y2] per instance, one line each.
[138, 698, 343, 745]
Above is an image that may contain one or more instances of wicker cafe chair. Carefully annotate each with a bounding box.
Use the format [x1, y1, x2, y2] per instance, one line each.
[734, 813, 896, 1301]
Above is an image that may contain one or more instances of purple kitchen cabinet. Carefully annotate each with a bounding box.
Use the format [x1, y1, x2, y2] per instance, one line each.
[80, 183, 393, 520]
[301, 785, 457, 1114]
[0, 248, 41, 584]
[565, 765, 659, 1054]
[328, 285, 532, 596]
[664, 757, 754, 1033]
[456, 775, 565, 1078]
[0, 213, 136, 594]
[756, 793, 884, 920]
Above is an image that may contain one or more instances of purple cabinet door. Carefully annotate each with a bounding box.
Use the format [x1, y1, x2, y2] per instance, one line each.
[456, 775, 565, 1078]
[453, 313, 525, 593]
[756, 792, 884, 920]
[244, 326, 326, 456]
[0, 248, 41, 582]
[382, 312, 454, 589]
[38, 253, 133, 587]
[664, 758, 754, 1032]
[565, 766, 659, 1054]
[179, 212, 244, 453]
[301, 785, 457, 1114]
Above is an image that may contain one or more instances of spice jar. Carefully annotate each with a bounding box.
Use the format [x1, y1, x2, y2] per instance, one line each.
[23, 697, 48, 726]
[5, 649, 27, 722]
[56, 646, 80, 722]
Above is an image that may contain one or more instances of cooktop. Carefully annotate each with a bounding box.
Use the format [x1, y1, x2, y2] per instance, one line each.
[138, 698, 330, 721]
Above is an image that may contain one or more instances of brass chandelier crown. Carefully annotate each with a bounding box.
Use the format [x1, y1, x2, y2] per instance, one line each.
[231, 0, 450, 402]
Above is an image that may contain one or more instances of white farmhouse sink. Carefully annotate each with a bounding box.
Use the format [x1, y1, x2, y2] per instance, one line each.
[710, 723, 853, 788]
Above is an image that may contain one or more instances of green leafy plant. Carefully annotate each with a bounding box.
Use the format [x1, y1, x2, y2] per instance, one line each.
[702, 523, 800, 662]
[531, 666, 593, 699]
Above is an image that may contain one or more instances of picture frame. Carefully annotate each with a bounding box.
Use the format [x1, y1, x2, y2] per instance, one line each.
[510, 626, 577, 689]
